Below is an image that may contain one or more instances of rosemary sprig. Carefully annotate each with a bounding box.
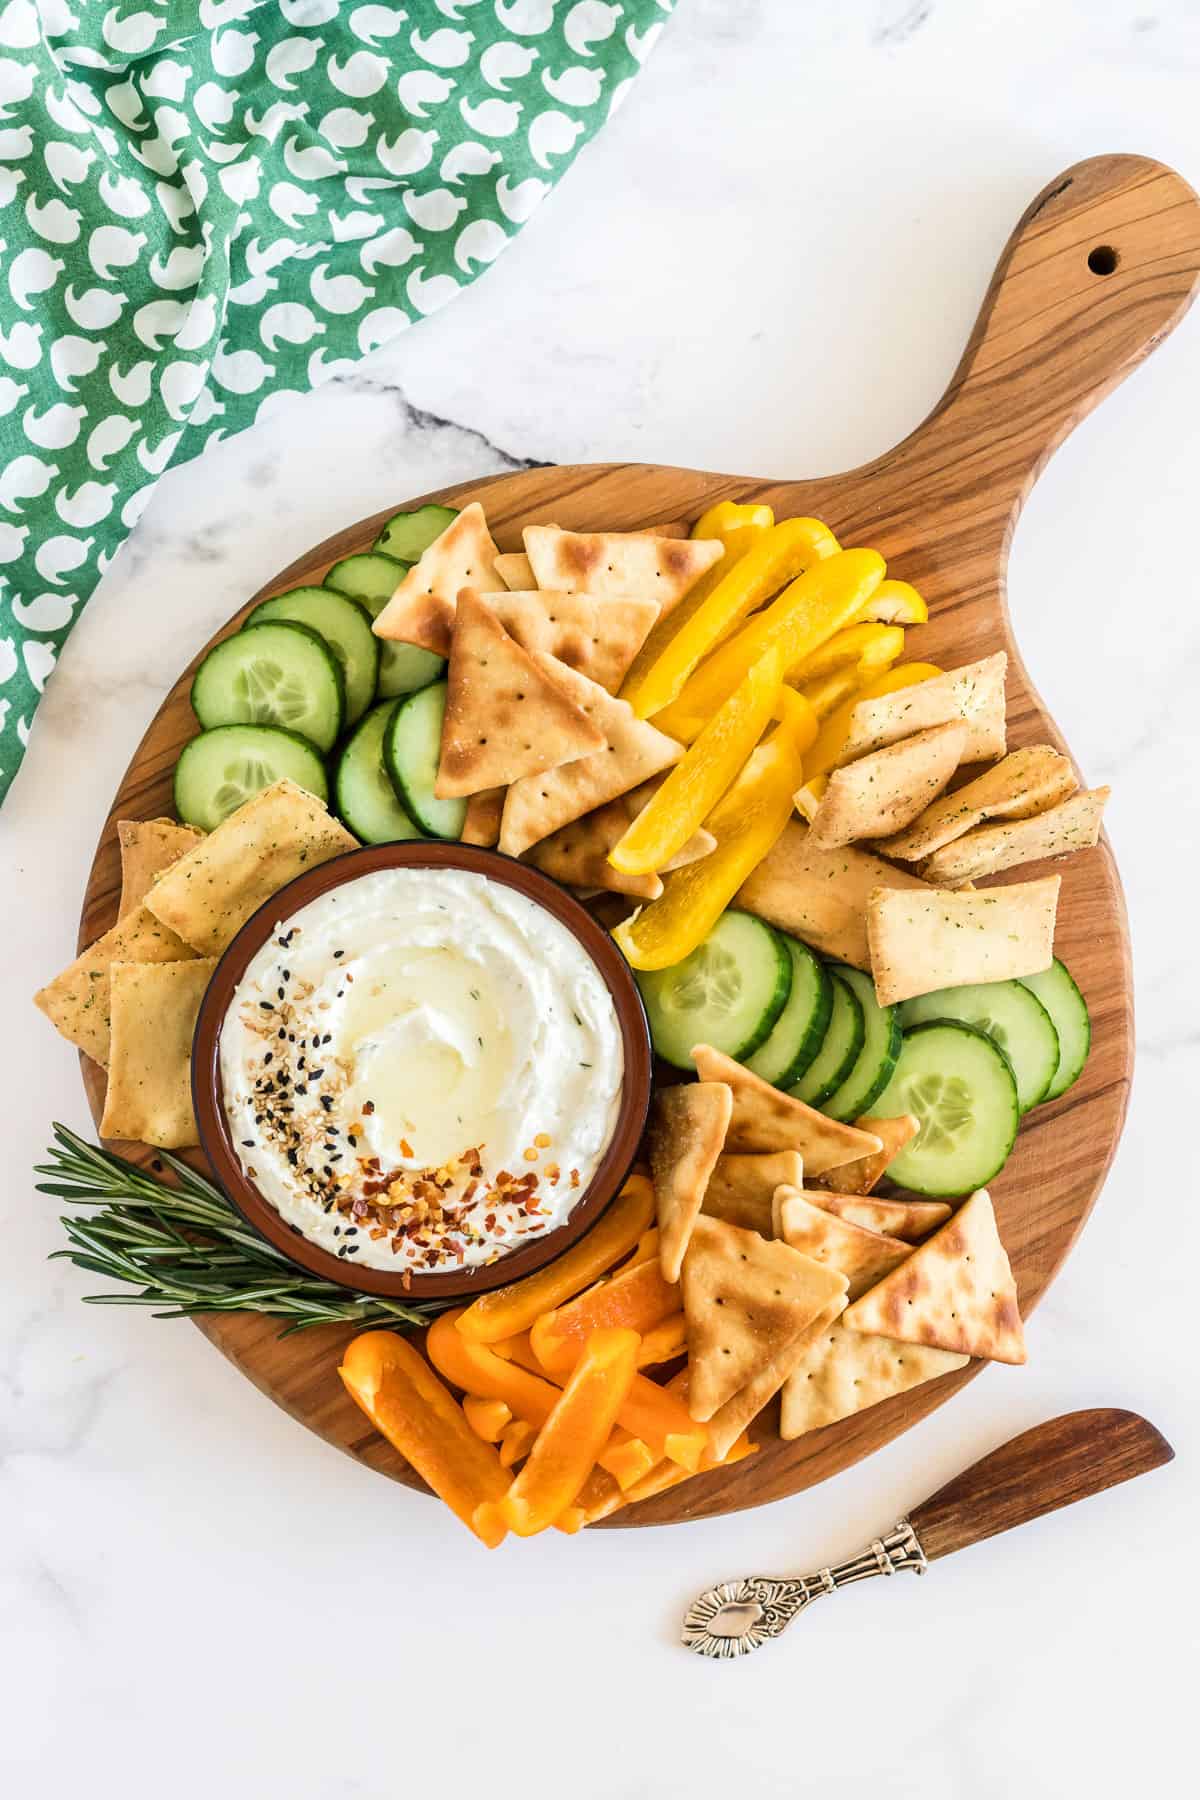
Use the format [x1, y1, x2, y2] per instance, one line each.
[35, 1124, 447, 1335]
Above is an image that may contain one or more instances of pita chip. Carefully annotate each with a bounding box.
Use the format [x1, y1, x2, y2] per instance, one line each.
[99, 958, 216, 1147]
[780, 1319, 968, 1439]
[922, 787, 1109, 887]
[816, 1113, 920, 1194]
[35, 904, 196, 1068]
[373, 502, 503, 655]
[144, 779, 355, 957]
[776, 1186, 911, 1300]
[837, 653, 1008, 766]
[705, 1296, 847, 1460]
[523, 525, 721, 610]
[461, 786, 505, 846]
[681, 1214, 848, 1420]
[490, 591, 658, 693]
[648, 1081, 733, 1282]
[435, 590, 604, 799]
[878, 745, 1078, 862]
[691, 1045, 884, 1173]
[843, 1187, 1026, 1364]
[498, 656, 682, 858]
[524, 777, 714, 901]
[494, 551, 535, 591]
[737, 822, 931, 970]
[117, 818, 204, 918]
[702, 1150, 805, 1235]
[806, 1189, 952, 1243]
[867, 877, 1060, 1006]
[808, 721, 968, 848]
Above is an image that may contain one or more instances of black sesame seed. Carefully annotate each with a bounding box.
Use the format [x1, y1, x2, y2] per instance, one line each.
[242, 1139, 254, 1148]
[320, 1095, 333, 1112]
[333, 949, 344, 959]
[259, 1001, 274, 1012]
[309, 1067, 324, 1080]
[286, 1149, 298, 1167]
[322, 1033, 331, 1044]
[346, 1245, 360, 1255]
[264, 1051, 273, 1065]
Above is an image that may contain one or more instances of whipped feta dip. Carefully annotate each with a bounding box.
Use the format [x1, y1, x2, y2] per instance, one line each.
[219, 867, 624, 1274]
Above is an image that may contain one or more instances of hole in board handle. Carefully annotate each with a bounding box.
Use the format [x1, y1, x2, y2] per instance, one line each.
[1087, 244, 1120, 276]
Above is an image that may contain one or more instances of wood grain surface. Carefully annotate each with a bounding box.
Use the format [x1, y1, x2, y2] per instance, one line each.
[76, 155, 1200, 1527]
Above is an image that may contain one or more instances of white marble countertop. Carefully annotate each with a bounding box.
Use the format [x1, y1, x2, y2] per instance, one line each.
[4, 5, 1199, 1796]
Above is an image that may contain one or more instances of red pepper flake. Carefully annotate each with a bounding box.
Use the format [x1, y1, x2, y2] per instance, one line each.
[362, 1101, 375, 1116]
[570, 1169, 580, 1188]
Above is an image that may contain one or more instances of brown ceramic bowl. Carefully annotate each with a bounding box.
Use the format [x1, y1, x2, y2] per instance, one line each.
[191, 841, 652, 1300]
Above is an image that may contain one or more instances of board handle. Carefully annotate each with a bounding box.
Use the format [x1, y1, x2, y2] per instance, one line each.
[885, 155, 1200, 544]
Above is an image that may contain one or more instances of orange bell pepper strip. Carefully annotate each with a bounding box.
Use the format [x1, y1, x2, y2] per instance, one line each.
[624, 516, 839, 720]
[499, 1419, 537, 1468]
[454, 1173, 655, 1343]
[530, 1257, 680, 1376]
[599, 1428, 658, 1491]
[462, 1395, 512, 1443]
[803, 661, 944, 783]
[339, 1332, 510, 1548]
[655, 547, 886, 740]
[620, 500, 774, 704]
[477, 1327, 641, 1538]
[788, 622, 905, 687]
[614, 1226, 659, 1273]
[556, 1426, 758, 1532]
[854, 578, 928, 625]
[637, 1311, 687, 1368]
[613, 712, 808, 972]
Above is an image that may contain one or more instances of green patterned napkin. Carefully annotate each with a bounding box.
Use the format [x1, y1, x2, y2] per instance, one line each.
[0, 0, 673, 806]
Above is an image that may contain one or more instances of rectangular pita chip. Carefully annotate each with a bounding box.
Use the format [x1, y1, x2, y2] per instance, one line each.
[35, 904, 196, 1068]
[490, 591, 658, 694]
[494, 551, 535, 591]
[776, 1187, 911, 1300]
[837, 653, 1008, 766]
[117, 818, 204, 918]
[867, 877, 1060, 1006]
[705, 1296, 847, 1461]
[692, 1045, 884, 1172]
[805, 1189, 951, 1243]
[737, 822, 931, 970]
[809, 721, 968, 848]
[461, 786, 505, 846]
[815, 1114, 919, 1194]
[373, 502, 503, 655]
[523, 525, 721, 609]
[843, 1186, 1026, 1364]
[878, 745, 1078, 862]
[648, 1082, 733, 1283]
[99, 958, 217, 1147]
[921, 787, 1109, 887]
[144, 779, 356, 958]
[780, 1319, 968, 1439]
[702, 1150, 805, 1235]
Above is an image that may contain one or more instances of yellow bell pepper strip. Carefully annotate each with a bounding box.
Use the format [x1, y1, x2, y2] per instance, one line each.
[804, 661, 944, 783]
[610, 644, 785, 877]
[478, 1327, 641, 1538]
[454, 1173, 655, 1343]
[793, 773, 829, 821]
[854, 578, 928, 625]
[462, 1395, 512, 1443]
[499, 1419, 538, 1468]
[624, 516, 840, 721]
[613, 712, 808, 972]
[636, 1311, 688, 1368]
[788, 622, 905, 687]
[339, 1332, 510, 1548]
[655, 547, 886, 739]
[619, 501, 774, 703]
[797, 665, 870, 722]
[530, 1254, 680, 1376]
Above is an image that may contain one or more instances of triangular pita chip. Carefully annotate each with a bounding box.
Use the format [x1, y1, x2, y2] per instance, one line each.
[705, 1296, 847, 1461]
[373, 502, 503, 654]
[461, 786, 505, 846]
[681, 1214, 847, 1420]
[701, 1151, 805, 1235]
[490, 591, 658, 693]
[878, 745, 1078, 861]
[99, 958, 217, 1148]
[498, 656, 682, 857]
[776, 1187, 911, 1300]
[648, 1082, 733, 1282]
[524, 777, 714, 901]
[806, 1188, 950, 1243]
[494, 550, 535, 591]
[815, 1114, 920, 1194]
[780, 1319, 968, 1439]
[691, 1045, 884, 1173]
[837, 653, 1008, 766]
[867, 877, 1060, 1006]
[523, 525, 721, 609]
[435, 590, 604, 799]
[737, 822, 931, 970]
[809, 721, 968, 848]
[35, 904, 196, 1068]
[117, 818, 204, 918]
[922, 787, 1109, 887]
[843, 1187, 1026, 1364]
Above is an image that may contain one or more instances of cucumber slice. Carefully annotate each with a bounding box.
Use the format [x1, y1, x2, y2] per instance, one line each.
[872, 1020, 1019, 1196]
[324, 552, 444, 700]
[745, 936, 833, 1088]
[791, 972, 864, 1107]
[901, 979, 1059, 1113]
[334, 701, 422, 845]
[174, 725, 328, 832]
[820, 965, 902, 1123]
[246, 586, 379, 727]
[1018, 959, 1090, 1102]
[636, 912, 791, 1072]
[383, 681, 466, 840]
[374, 503, 458, 563]
[191, 620, 344, 752]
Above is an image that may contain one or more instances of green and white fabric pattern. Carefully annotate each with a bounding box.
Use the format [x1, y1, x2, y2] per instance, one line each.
[0, 0, 674, 805]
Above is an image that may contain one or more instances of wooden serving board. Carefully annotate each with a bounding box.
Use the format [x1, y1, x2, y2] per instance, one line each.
[78, 156, 1200, 1526]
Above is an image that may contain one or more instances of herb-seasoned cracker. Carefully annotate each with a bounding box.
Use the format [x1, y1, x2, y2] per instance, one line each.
[692, 1045, 884, 1172]
[35, 904, 196, 1067]
[922, 787, 1109, 887]
[491, 591, 658, 694]
[806, 1188, 950, 1243]
[701, 1150, 805, 1235]
[117, 818, 204, 918]
[815, 1114, 920, 1194]
[648, 1082, 733, 1282]
[867, 877, 1060, 1006]
[837, 653, 1008, 766]
[523, 525, 721, 607]
[877, 744, 1077, 861]
[737, 822, 931, 970]
[776, 1186, 911, 1300]
[99, 958, 217, 1147]
[808, 721, 968, 848]
[373, 502, 503, 654]
[780, 1319, 968, 1438]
